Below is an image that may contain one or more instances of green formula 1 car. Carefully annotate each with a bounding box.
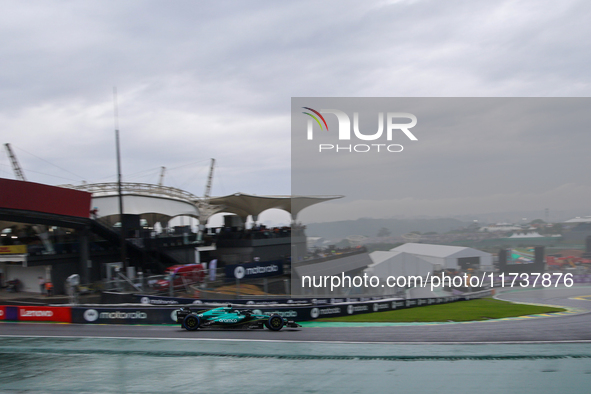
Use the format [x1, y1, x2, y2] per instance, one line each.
[176, 305, 302, 331]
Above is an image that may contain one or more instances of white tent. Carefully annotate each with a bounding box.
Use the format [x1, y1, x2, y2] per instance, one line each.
[365, 251, 435, 278]
[390, 243, 493, 270]
[365, 250, 451, 297]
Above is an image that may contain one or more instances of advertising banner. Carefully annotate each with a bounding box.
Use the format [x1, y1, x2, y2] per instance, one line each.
[0, 178, 91, 218]
[0, 245, 27, 254]
[16, 306, 71, 323]
[249, 292, 483, 321]
[0, 306, 5, 320]
[224, 260, 284, 280]
[72, 307, 181, 325]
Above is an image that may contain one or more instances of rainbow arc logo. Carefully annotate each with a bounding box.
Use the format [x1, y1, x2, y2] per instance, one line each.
[302, 107, 328, 131]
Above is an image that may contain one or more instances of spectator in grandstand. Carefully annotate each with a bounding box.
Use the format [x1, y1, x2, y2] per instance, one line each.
[45, 281, 53, 296]
[38, 276, 45, 295]
[209, 258, 217, 282]
[7, 278, 20, 292]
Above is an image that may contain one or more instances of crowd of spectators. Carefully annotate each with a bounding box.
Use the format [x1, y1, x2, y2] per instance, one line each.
[305, 245, 366, 261]
[217, 225, 293, 240]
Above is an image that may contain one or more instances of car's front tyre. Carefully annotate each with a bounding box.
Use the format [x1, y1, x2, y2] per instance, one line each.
[182, 314, 201, 331]
[266, 314, 284, 331]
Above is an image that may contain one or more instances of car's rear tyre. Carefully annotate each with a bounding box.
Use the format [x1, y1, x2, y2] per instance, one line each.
[182, 314, 200, 331]
[267, 314, 283, 331]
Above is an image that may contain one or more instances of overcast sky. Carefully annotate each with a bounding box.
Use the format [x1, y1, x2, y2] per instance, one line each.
[1, 0, 590, 225]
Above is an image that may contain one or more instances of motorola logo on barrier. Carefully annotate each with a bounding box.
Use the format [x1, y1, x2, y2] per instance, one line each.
[99, 311, 147, 319]
[234, 264, 279, 279]
[234, 266, 246, 279]
[302, 107, 417, 153]
[84, 309, 148, 321]
[84, 309, 99, 322]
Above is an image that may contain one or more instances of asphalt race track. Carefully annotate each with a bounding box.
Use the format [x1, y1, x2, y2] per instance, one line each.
[2, 286, 591, 343]
[3, 286, 591, 393]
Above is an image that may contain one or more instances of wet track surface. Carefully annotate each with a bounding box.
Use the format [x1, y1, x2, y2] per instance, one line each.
[1, 337, 590, 394]
[2, 287, 591, 393]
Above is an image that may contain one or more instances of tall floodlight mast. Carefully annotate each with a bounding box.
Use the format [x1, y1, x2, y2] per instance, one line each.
[196, 158, 220, 239]
[158, 166, 166, 187]
[204, 158, 215, 201]
[3, 143, 55, 254]
[4, 143, 27, 181]
[113, 87, 127, 270]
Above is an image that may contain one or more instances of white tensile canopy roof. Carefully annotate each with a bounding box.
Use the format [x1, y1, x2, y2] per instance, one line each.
[55, 182, 342, 226]
[92, 194, 200, 227]
[207, 193, 343, 222]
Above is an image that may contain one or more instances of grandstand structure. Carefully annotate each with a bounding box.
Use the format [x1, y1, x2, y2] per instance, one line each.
[62, 182, 341, 268]
[1, 144, 341, 294]
[1, 176, 341, 294]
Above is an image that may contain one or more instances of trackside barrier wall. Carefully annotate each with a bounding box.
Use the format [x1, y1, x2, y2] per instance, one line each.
[0, 306, 72, 323]
[71, 308, 180, 325]
[0, 290, 494, 324]
[72, 290, 494, 324]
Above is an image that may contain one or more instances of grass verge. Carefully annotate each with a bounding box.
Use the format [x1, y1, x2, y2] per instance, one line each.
[315, 298, 566, 323]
